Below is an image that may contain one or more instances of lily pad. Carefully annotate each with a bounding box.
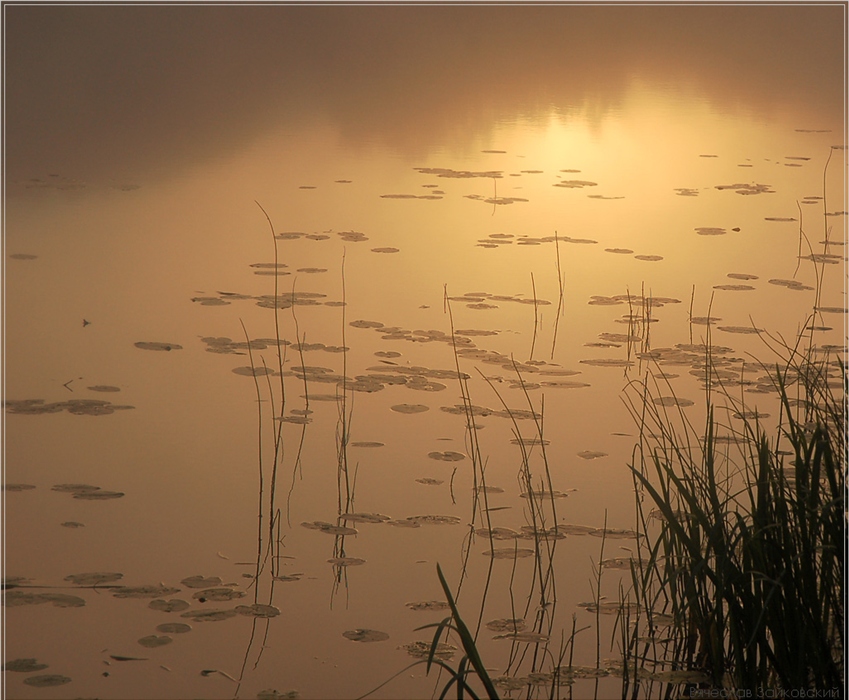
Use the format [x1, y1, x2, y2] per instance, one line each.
[52, 483, 100, 494]
[652, 397, 695, 407]
[3, 483, 36, 492]
[600, 557, 638, 570]
[180, 608, 238, 622]
[338, 513, 390, 524]
[405, 600, 450, 612]
[493, 631, 549, 643]
[484, 548, 536, 559]
[4, 591, 85, 608]
[181, 575, 222, 588]
[391, 403, 429, 414]
[112, 585, 181, 599]
[192, 587, 246, 602]
[235, 603, 281, 618]
[327, 557, 366, 567]
[342, 629, 389, 642]
[714, 284, 755, 291]
[428, 451, 465, 462]
[257, 691, 300, 700]
[4, 658, 49, 672]
[401, 641, 456, 660]
[406, 515, 461, 525]
[74, 489, 125, 500]
[232, 366, 274, 377]
[588, 527, 638, 539]
[717, 325, 763, 334]
[138, 635, 172, 648]
[577, 450, 607, 460]
[134, 342, 182, 351]
[385, 519, 421, 528]
[23, 674, 71, 687]
[64, 572, 123, 586]
[301, 521, 358, 535]
[486, 619, 526, 632]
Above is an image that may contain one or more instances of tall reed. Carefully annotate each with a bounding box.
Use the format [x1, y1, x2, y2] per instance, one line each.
[622, 341, 844, 693]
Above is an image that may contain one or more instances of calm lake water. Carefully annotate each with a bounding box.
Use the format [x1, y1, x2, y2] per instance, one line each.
[3, 5, 846, 699]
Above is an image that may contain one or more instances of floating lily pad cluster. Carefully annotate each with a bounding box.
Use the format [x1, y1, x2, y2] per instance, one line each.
[5, 399, 135, 416]
[51, 483, 125, 500]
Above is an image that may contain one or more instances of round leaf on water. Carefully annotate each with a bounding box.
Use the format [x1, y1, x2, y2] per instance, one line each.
[3, 483, 36, 492]
[428, 451, 465, 462]
[257, 691, 300, 700]
[401, 641, 456, 660]
[180, 608, 238, 622]
[134, 342, 182, 351]
[493, 631, 549, 643]
[484, 548, 536, 559]
[338, 512, 390, 524]
[192, 587, 245, 602]
[416, 478, 443, 486]
[156, 622, 192, 634]
[717, 325, 763, 334]
[714, 284, 755, 291]
[23, 674, 71, 688]
[301, 521, 358, 535]
[327, 557, 366, 567]
[600, 557, 638, 570]
[232, 366, 274, 377]
[391, 403, 429, 414]
[52, 483, 100, 494]
[350, 441, 383, 448]
[588, 527, 638, 539]
[4, 658, 49, 672]
[520, 489, 569, 499]
[486, 618, 526, 633]
[577, 450, 607, 460]
[493, 676, 532, 691]
[405, 600, 449, 612]
[73, 490, 124, 500]
[149, 598, 190, 612]
[385, 519, 420, 528]
[652, 397, 694, 407]
[406, 515, 461, 525]
[579, 358, 633, 367]
[181, 575, 222, 588]
[64, 572, 123, 586]
[60, 521, 85, 528]
[138, 635, 172, 648]
[342, 629, 389, 642]
[235, 603, 281, 618]
[112, 585, 181, 599]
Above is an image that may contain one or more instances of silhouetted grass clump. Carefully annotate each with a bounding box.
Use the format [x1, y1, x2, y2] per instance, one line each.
[623, 343, 845, 695]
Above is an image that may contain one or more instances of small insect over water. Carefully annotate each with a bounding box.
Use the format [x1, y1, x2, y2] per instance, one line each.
[82, 319, 91, 327]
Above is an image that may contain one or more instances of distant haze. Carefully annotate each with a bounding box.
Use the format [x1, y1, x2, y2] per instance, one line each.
[5, 4, 844, 182]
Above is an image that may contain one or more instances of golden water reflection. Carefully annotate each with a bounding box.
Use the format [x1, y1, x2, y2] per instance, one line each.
[4, 9, 846, 699]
